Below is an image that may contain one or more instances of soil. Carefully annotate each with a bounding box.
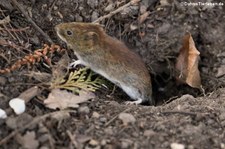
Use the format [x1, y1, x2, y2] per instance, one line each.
[0, 0, 225, 149]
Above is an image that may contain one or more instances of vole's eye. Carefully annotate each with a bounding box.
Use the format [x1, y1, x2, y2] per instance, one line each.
[66, 30, 73, 36]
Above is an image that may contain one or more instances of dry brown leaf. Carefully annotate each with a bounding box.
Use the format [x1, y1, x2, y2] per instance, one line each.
[25, 71, 52, 82]
[52, 53, 70, 80]
[0, 16, 10, 25]
[0, 39, 8, 45]
[176, 33, 201, 88]
[16, 131, 39, 149]
[216, 65, 225, 77]
[44, 89, 95, 109]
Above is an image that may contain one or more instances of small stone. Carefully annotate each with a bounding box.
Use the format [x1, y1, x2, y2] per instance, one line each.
[118, 113, 136, 125]
[104, 3, 114, 12]
[92, 111, 100, 118]
[6, 117, 17, 129]
[170, 143, 185, 149]
[160, 0, 170, 6]
[77, 135, 91, 143]
[75, 14, 83, 22]
[53, 6, 58, 10]
[157, 23, 171, 34]
[0, 108, 7, 119]
[0, 76, 6, 85]
[147, 23, 154, 28]
[104, 127, 113, 135]
[39, 134, 49, 143]
[121, 139, 132, 149]
[187, 145, 194, 149]
[219, 112, 225, 121]
[39, 146, 49, 149]
[221, 121, 225, 127]
[91, 11, 99, 22]
[9, 98, 26, 115]
[78, 106, 90, 114]
[121, 141, 129, 149]
[130, 23, 138, 31]
[99, 117, 107, 123]
[100, 139, 107, 146]
[87, 0, 98, 9]
[38, 124, 48, 133]
[89, 139, 99, 146]
[30, 36, 40, 45]
[143, 130, 155, 137]
[216, 65, 225, 77]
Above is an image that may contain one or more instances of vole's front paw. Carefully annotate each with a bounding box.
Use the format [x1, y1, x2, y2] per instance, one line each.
[69, 59, 81, 68]
[125, 98, 142, 105]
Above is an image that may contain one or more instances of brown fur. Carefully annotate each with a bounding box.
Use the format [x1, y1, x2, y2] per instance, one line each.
[55, 22, 153, 105]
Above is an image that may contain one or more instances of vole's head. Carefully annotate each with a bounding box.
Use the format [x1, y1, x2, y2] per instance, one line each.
[55, 22, 104, 49]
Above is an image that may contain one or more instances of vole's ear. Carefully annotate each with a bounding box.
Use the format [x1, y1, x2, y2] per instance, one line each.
[83, 31, 99, 44]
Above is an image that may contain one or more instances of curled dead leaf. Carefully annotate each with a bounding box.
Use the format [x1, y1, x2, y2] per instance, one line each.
[44, 89, 95, 109]
[0, 16, 10, 25]
[16, 131, 39, 149]
[216, 65, 225, 77]
[176, 33, 201, 88]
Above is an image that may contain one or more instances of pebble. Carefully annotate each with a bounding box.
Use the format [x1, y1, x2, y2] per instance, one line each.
[104, 127, 113, 135]
[99, 117, 107, 123]
[92, 111, 100, 118]
[0, 76, 6, 85]
[121, 139, 132, 149]
[78, 106, 90, 114]
[9, 98, 26, 115]
[118, 113, 136, 125]
[87, 0, 98, 9]
[89, 139, 99, 146]
[143, 130, 155, 137]
[0, 108, 7, 119]
[100, 139, 107, 146]
[104, 3, 114, 12]
[170, 143, 185, 149]
[91, 11, 99, 22]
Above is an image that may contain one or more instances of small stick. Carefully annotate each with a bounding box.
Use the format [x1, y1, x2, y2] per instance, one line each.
[93, 0, 141, 23]
[0, 26, 30, 32]
[66, 130, 78, 148]
[10, 0, 53, 43]
[0, 110, 74, 145]
[161, 111, 197, 117]
[105, 107, 131, 127]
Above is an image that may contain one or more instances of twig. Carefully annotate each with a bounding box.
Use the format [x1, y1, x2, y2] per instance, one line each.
[161, 111, 197, 117]
[0, 8, 24, 43]
[105, 107, 131, 127]
[0, 110, 74, 145]
[47, 0, 58, 21]
[10, 0, 53, 43]
[93, 0, 141, 23]
[4, 86, 40, 117]
[0, 26, 30, 32]
[66, 130, 78, 148]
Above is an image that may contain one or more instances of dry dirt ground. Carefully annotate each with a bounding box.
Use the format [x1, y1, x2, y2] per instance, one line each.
[0, 0, 225, 149]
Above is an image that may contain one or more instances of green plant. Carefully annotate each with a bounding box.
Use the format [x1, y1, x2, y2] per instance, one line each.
[51, 67, 106, 93]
